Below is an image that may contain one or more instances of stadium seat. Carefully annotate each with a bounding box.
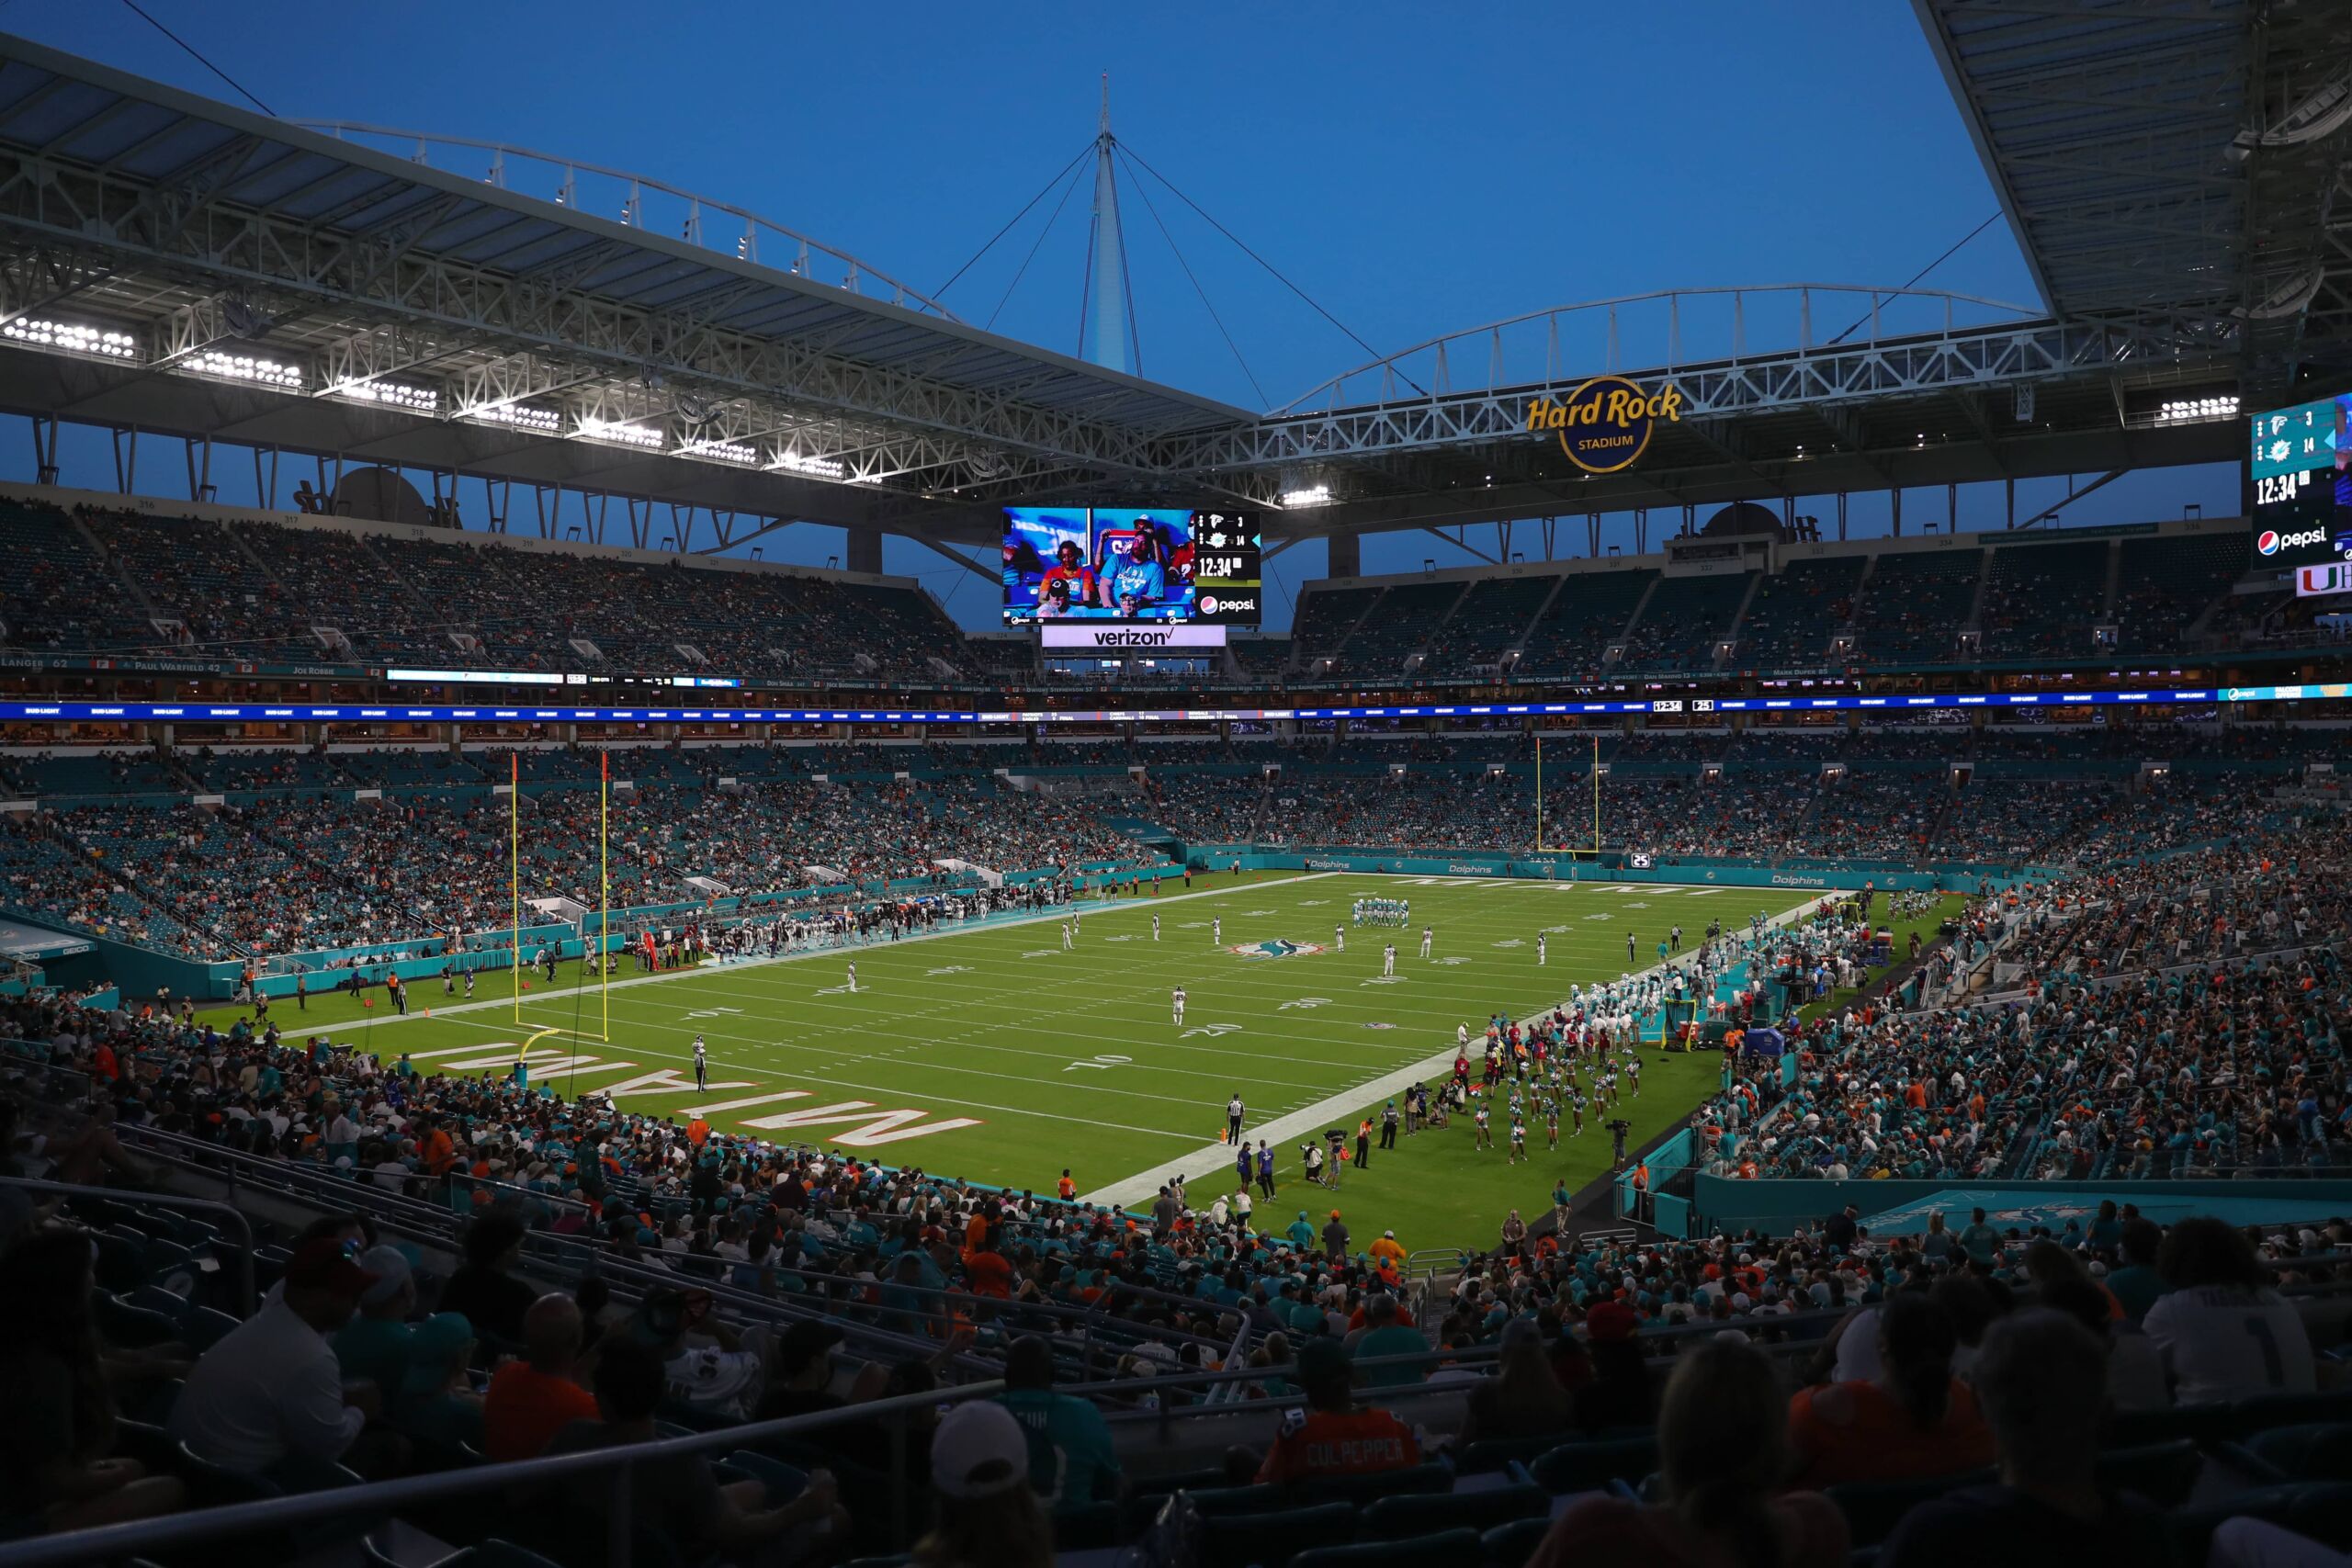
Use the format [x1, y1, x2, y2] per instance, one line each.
[2168, 1483, 2349, 1562]
[1823, 1470, 1997, 1547]
[1363, 1483, 1547, 1539]
[1456, 1434, 1571, 1476]
[1294, 1462, 1454, 1508]
[1183, 1483, 1305, 1517]
[180, 1306, 243, 1352]
[93, 1292, 179, 1349]
[1292, 1526, 1484, 1568]
[1192, 1501, 1359, 1568]
[1480, 1516, 1553, 1568]
[2092, 1438, 2204, 1500]
[124, 1283, 194, 1326]
[1527, 1433, 1658, 1495]
[2229, 1424, 2352, 1484]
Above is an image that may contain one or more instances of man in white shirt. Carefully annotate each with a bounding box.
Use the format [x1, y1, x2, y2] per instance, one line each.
[168, 1237, 386, 1477]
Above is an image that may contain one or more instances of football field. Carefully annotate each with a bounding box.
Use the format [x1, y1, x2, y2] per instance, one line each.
[227, 871, 1835, 1251]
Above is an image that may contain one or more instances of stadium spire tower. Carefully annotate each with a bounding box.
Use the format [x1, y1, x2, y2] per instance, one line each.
[1081, 73, 1138, 375]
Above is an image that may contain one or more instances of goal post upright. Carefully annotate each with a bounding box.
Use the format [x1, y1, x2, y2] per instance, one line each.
[1534, 734, 1543, 855]
[1591, 732, 1600, 858]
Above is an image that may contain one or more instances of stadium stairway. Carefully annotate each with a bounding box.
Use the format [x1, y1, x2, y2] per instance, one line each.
[1715, 569, 1767, 669]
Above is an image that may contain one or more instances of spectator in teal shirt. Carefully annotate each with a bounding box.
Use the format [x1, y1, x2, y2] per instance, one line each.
[997, 1337, 1122, 1513]
[1351, 1294, 1427, 1389]
[1285, 1211, 1317, 1250]
[332, 1246, 418, 1401]
[1958, 1206, 2004, 1267]
[2103, 1219, 2169, 1324]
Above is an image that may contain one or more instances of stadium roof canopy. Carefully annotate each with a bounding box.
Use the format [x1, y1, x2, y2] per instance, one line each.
[0, 9, 2343, 558]
[1917, 0, 2352, 399]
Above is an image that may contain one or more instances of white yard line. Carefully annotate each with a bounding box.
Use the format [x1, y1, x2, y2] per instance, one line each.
[1082, 886, 1847, 1207]
[275, 871, 1339, 1034]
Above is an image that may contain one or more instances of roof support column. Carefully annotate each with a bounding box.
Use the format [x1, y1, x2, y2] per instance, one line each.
[847, 527, 883, 576]
[1326, 533, 1360, 579]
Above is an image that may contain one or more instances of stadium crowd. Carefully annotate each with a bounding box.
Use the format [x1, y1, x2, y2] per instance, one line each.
[1695, 827, 2352, 1185]
[4, 947, 2349, 1566]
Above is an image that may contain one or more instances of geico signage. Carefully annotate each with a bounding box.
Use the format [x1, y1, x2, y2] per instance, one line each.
[1039, 623, 1229, 649]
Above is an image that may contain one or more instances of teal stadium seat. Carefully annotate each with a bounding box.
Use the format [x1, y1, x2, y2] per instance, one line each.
[1364, 1483, 1548, 1539]
[1291, 1526, 1485, 1568]
[1480, 1516, 1553, 1568]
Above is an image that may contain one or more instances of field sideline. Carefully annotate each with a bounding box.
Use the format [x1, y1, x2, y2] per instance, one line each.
[210, 871, 1844, 1249]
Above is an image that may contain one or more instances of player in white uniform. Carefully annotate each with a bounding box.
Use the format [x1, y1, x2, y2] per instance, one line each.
[1537, 933, 1547, 966]
[1152, 914, 1160, 941]
[1382, 942, 1396, 976]
[1213, 916, 1222, 944]
[1334, 924, 1345, 953]
[692, 1035, 708, 1091]
[1419, 926, 1433, 959]
[1062, 919, 1074, 951]
[845, 960, 857, 993]
[1172, 986, 1187, 1026]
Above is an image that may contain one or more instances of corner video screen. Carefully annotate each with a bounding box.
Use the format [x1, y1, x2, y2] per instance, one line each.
[2249, 389, 2352, 567]
[1002, 506, 1261, 625]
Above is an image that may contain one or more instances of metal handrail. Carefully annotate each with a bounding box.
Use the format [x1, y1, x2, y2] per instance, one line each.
[0, 1318, 1844, 1568]
[108, 1127, 1246, 1367]
[0, 1177, 258, 1314]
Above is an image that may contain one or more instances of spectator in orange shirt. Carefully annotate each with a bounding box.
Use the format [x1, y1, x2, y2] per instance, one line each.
[1056, 1170, 1076, 1201]
[483, 1293, 602, 1461]
[420, 1118, 456, 1178]
[1786, 1292, 1994, 1490]
[962, 1224, 1014, 1301]
[1255, 1338, 1421, 1485]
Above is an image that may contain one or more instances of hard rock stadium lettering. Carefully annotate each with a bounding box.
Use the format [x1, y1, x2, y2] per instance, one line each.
[1524, 375, 1684, 474]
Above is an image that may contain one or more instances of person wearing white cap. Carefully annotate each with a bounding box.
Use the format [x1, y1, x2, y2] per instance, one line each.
[917, 1400, 1052, 1568]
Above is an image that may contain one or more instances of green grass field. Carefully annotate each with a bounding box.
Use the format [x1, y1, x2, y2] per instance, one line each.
[206, 871, 1912, 1252]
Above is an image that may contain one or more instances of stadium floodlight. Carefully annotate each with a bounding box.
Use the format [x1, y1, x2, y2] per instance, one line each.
[2, 317, 139, 361]
[683, 440, 758, 466]
[331, 380, 440, 413]
[2155, 396, 2240, 425]
[462, 403, 562, 435]
[1280, 484, 1332, 508]
[188, 350, 303, 389]
[577, 416, 664, 451]
[771, 451, 847, 480]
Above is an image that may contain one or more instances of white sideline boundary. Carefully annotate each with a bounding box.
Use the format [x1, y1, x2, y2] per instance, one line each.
[1081, 884, 1850, 1209]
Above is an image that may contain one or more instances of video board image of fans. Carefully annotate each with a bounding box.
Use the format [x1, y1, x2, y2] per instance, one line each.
[1002, 506, 1261, 625]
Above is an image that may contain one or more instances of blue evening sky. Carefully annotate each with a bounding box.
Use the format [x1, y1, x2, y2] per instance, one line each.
[3, 1, 2239, 629]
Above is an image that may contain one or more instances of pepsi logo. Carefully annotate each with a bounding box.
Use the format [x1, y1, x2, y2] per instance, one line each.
[1199, 595, 1220, 615]
[2259, 530, 2282, 556]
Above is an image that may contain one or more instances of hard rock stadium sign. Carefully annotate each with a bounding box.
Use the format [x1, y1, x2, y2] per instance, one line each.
[1524, 375, 1684, 474]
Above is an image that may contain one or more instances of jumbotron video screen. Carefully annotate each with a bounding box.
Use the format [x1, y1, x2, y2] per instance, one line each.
[1001, 506, 1262, 626]
[2249, 388, 2352, 566]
